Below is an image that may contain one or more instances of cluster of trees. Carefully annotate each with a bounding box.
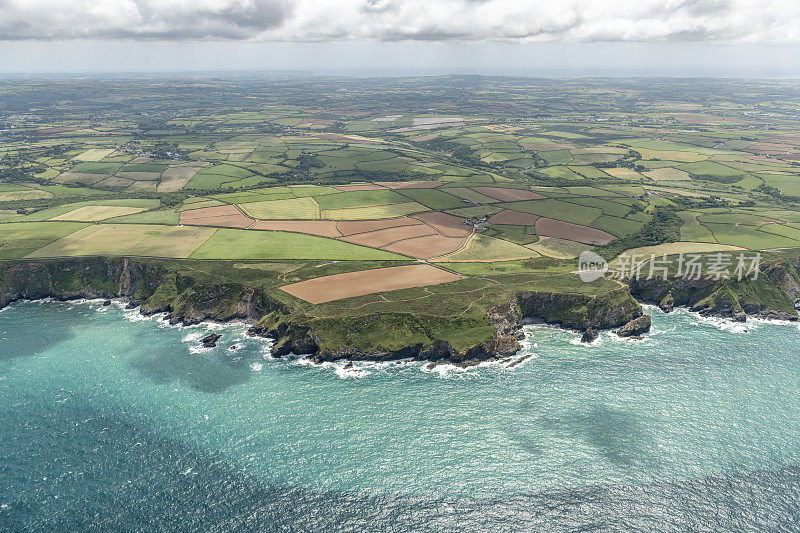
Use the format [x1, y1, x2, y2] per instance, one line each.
[296, 152, 325, 172]
[0, 154, 43, 183]
[596, 206, 683, 259]
[414, 137, 485, 167]
[592, 151, 646, 172]
[756, 183, 800, 204]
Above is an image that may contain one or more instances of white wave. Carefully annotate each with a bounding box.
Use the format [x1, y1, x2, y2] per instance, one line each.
[748, 316, 798, 328]
[188, 345, 213, 354]
[605, 330, 651, 343]
[693, 315, 751, 334]
[123, 309, 165, 323]
[568, 334, 604, 347]
[181, 331, 205, 344]
[333, 363, 371, 379]
[250, 362, 263, 372]
[419, 361, 475, 379]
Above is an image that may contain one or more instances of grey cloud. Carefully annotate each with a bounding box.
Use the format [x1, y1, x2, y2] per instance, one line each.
[0, 0, 796, 43]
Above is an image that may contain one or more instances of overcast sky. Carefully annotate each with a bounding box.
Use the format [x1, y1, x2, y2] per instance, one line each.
[1, 0, 799, 75]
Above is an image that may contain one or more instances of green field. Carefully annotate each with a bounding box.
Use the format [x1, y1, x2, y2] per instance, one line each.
[503, 199, 602, 226]
[396, 188, 464, 210]
[239, 197, 320, 219]
[0, 221, 89, 259]
[313, 189, 408, 209]
[190, 229, 408, 260]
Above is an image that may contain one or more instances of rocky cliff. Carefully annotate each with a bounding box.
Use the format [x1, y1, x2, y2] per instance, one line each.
[628, 257, 799, 322]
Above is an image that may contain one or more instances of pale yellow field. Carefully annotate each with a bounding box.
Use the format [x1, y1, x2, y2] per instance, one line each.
[51, 205, 149, 222]
[321, 202, 428, 221]
[0, 189, 54, 201]
[603, 168, 646, 179]
[435, 234, 539, 262]
[643, 167, 691, 181]
[526, 236, 588, 259]
[239, 197, 320, 219]
[73, 148, 116, 162]
[28, 224, 216, 258]
[638, 149, 706, 162]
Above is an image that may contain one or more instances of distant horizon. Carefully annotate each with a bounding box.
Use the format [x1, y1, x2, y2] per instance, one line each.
[2, 40, 800, 78]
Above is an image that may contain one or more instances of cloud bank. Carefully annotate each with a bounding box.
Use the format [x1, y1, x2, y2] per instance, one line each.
[0, 0, 797, 43]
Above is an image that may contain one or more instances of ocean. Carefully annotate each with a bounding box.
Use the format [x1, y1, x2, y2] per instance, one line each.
[2, 299, 800, 531]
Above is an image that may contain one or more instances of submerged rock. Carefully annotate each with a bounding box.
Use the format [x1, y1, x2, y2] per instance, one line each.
[615, 315, 651, 338]
[102, 299, 112, 306]
[200, 333, 221, 348]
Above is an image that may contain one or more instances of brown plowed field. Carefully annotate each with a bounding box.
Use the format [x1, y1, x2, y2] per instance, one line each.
[383, 234, 467, 259]
[412, 211, 471, 237]
[376, 181, 442, 189]
[535, 217, 616, 245]
[249, 220, 341, 237]
[336, 217, 420, 235]
[488, 210, 540, 225]
[334, 184, 388, 191]
[340, 224, 436, 248]
[280, 264, 461, 304]
[180, 205, 255, 229]
[745, 142, 793, 155]
[471, 187, 547, 202]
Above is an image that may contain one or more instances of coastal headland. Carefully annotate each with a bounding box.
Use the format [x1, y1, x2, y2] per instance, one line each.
[2, 254, 797, 365]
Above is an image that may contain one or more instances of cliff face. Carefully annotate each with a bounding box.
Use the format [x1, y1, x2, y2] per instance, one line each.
[628, 258, 799, 322]
[0, 258, 160, 307]
[516, 288, 642, 330]
[0, 258, 274, 325]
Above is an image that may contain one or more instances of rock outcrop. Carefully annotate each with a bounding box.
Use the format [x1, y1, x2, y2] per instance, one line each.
[581, 327, 599, 343]
[201, 333, 221, 347]
[615, 315, 651, 337]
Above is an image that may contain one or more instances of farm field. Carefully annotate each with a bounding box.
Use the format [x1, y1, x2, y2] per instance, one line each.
[437, 234, 539, 262]
[27, 224, 216, 258]
[3, 75, 800, 307]
[189, 228, 407, 260]
[280, 264, 461, 303]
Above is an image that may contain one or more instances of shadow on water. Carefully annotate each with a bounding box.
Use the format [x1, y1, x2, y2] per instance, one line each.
[530, 404, 658, 469]
[128, 344, 257, 393]
[3, 395, 800, 532]
[0, 305, 76, 364]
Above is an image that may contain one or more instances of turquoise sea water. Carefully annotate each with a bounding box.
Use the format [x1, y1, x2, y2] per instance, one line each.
[2, 300, 800, 530]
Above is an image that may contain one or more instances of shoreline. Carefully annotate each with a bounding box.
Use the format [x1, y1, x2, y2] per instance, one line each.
[2, 256, 798, 367]
[4, 293, 798, 373]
